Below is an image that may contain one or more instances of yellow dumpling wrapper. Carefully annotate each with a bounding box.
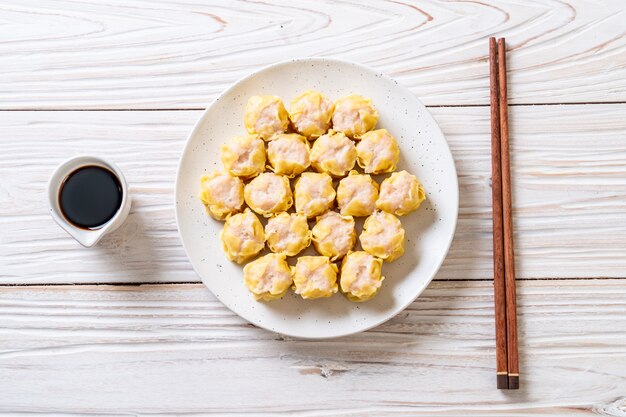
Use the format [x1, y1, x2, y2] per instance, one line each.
[310, 130, 357, 177]
[356, 129, 400, 174]
[359, 210, 405, 262]
[244, 173, 293, 217]
[376, 170, 426, 216]
[265, 212, 311, 257]
[331, 95, 379, 138]
[220, 134, 266, 179]
[336, 171, 379, 217]
[294, 172, 336, 219]
[243, 253, 293, 301]
[289, 90, 334, 138]
[198, 172, 244, 221]
[267, 133, 311, 177]
[292, 256, 338, 299]
[340, 251, 384, 302]
[220, 208, 265, 264]
[244, 95, 289, 140]
[311, 211, 356, 261]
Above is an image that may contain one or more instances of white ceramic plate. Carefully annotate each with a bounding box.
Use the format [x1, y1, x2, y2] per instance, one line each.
[176, 58, 458, 339]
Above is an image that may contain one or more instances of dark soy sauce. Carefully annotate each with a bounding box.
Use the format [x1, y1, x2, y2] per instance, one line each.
[59, 165, 123, 229]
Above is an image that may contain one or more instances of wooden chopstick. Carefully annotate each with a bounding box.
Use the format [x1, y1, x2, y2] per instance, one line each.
[489, 36, 509, 390]
[497, 38, 519, 390]
[489, 37, 520, 390]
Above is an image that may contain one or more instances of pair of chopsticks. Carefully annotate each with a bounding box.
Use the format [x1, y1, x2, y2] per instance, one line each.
[489, 37, 519, 390]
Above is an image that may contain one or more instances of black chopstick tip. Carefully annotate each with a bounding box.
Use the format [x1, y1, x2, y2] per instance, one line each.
[497, 374, 509, 389]
[508, 374, 520, 390]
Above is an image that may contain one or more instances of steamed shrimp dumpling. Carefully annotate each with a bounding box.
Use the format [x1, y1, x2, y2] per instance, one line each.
[340, 251, 384, 302]
[356, 129, 400, 174]
[336, 171, 378, 217]
[292, 256, 338, 299]
[244, 95, 289, 140]
[220, 208, 265, 264]
[289, 90, 334, 138]
[265, 212, 311, 256]
[294, 172, 336, 218]
[243, 253, 293, 301]
[331, 95, 378, 138]
[359, 210, 405, 262]
[244, 173, 293, 217]
[310, 130, 356, 177]
[311, 211, 356, 261]
[376, 170, 426, 216]
[221, 134, 266, 178]
[198, 172, 244, 220]
[267, 133, 310, 177]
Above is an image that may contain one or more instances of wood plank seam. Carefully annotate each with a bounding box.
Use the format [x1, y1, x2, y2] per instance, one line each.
[1, 276, 625, 288]
[4, 101, 626, 111]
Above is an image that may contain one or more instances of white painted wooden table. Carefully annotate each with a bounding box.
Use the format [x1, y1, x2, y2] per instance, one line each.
[1, 1, 625, 415]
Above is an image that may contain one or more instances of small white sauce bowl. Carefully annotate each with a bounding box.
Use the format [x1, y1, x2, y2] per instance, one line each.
[47, 155, 131, 248]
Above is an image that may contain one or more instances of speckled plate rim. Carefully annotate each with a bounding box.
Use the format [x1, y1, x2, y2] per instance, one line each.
[175, 57, 459, 339]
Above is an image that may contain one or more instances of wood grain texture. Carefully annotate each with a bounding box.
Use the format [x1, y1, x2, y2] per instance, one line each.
[2, 105, 626, 284]
[2, 1, 625, 413]
[1, 0, 625, 109]
[0, 280, 624, 415]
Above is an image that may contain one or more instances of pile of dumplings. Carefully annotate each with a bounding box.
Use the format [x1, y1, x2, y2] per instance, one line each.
[199, 91, 426, 302]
